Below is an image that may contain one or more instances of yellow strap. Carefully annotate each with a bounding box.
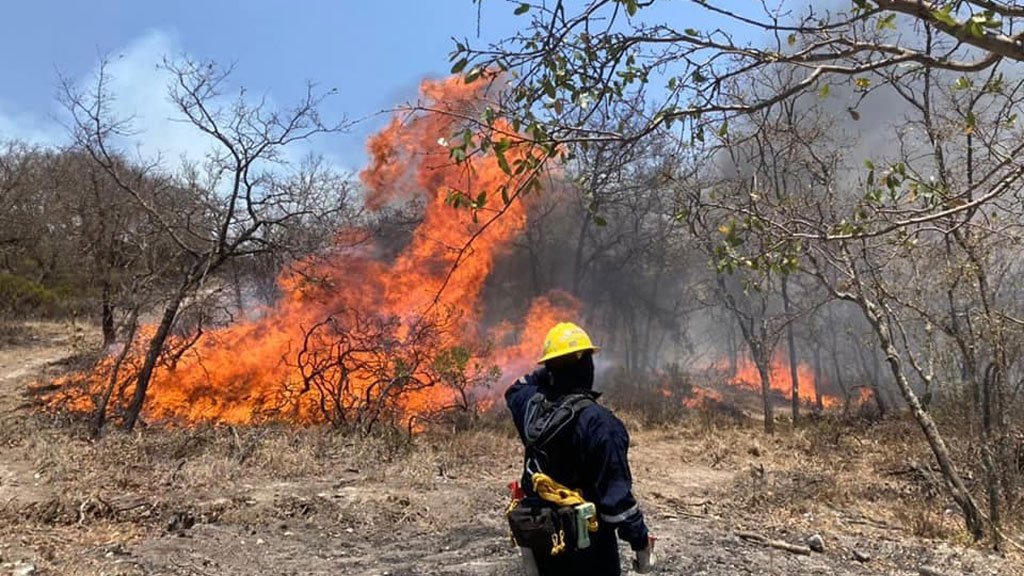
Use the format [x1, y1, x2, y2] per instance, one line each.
[531, 473, 587, 507]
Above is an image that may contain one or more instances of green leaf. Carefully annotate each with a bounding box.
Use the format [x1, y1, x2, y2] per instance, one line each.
[966, 19, 984, 38]
[684, 28, 700, 37]
[819, 84, 830, 99]
[593, 215, 608, 226]
[495, 147, 511, 175]
[931, 7, 958, 27]
[543, 78, 557, 99]
[787, 33, 796, 46]
[955, 76, 971, 90]
[514, 3, 530, 15]
[450, 58, 468, 74]
[718, 119, 729, 137]
[465, 67, 482, 83]
[984, 73, 1005, 94]
[855, 77, 871, 89]
[653, 106, 677, 128]
[624, 0, 638, 16]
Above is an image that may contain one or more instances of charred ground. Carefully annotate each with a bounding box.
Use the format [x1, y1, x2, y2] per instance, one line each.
[1, 323, 1019, 576]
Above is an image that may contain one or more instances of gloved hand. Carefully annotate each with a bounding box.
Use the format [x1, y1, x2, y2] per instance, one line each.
[632, 535, 656, 573]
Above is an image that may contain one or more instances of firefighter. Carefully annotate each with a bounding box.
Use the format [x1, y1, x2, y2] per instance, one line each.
[505, 322, 655, 575]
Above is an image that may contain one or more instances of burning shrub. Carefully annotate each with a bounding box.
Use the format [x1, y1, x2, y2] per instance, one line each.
[289, 308, 500, 433]
[602, 363, 726, 425]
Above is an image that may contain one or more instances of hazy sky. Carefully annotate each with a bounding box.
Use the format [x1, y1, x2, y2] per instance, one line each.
[0, 1, 727, 171]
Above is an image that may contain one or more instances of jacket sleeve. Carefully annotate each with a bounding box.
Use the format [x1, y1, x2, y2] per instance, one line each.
[583, 412, 649, 550]
[504, 369, 545, 439]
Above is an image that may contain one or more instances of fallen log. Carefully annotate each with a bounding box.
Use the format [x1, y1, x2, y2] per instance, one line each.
[736, 531, 812, 555]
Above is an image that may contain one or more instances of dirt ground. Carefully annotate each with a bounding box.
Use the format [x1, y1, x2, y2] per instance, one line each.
[1, 322, 1021, 575]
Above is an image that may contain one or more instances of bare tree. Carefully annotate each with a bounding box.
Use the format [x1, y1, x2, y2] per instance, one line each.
[60, 57, 349, 431]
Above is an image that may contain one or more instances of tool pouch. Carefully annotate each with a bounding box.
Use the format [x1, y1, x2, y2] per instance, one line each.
[507, 501, 579, 556]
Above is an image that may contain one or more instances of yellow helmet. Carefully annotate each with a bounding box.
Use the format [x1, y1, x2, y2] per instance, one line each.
[537, 322, 600, 364]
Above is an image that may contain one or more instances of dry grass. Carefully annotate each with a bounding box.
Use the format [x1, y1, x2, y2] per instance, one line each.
[6, 376, 1020, 548]
[4, 395, 1023, 574]
[3, 322, 1021, 571]
[27, 406, 1019, 531]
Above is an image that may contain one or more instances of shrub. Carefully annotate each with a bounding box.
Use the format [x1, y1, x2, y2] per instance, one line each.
[0, 272, 67, 318]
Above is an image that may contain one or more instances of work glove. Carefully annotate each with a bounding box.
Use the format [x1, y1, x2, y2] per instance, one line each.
[632, 535, 656, 573]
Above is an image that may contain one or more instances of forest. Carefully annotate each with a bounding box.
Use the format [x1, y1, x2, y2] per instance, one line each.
[1, 1, 1023, 574]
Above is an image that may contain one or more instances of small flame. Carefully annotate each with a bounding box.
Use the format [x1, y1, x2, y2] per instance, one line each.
[682, 386, 723, 408]
[719, 353, 842, 409]
[856, 387, 874, 405]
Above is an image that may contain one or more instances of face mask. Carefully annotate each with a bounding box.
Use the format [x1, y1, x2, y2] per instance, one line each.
[547, 352, 594, 392]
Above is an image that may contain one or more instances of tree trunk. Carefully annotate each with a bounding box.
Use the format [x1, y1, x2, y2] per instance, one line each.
[829, 330, 850, 410]
[92, 307, 139, 437]
[570, 213, 591, 297]
[812, 342, 824, 412]
[782, 276, 800, 422]
[100, 279, 116, 347]
[727, 320, 738, 376]
[755, 348, 775, 435]
[231, 260, 245, 315]
[858, 344, 888, 416]
[123, 283, 187, 432]
[642, 267, 663, 372]
[982, 364, 1002, 549]
[872, 346, 898, 411]
[857, 296, 985, 540]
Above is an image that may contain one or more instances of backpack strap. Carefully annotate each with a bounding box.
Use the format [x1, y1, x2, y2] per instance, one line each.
[523, 392, 595, 476]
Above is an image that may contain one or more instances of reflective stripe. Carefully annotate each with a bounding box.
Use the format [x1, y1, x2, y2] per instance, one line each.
[600, 504, 640, 524]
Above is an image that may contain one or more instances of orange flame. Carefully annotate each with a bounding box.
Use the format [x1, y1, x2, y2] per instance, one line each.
[682, 386, 724, 408]
[654, 369, 723, 409]
[856, 387, 874, 405]
[720, 354, 842, 409]
[51, 76, 576, 427]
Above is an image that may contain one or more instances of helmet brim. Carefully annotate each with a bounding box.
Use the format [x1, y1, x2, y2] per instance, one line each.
[536, 345, 600, 365]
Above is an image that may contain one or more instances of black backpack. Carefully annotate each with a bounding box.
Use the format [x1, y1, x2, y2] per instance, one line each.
[522, 391, 596, 479]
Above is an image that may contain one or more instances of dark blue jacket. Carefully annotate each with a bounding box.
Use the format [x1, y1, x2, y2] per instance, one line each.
[506, 368, 649, 576]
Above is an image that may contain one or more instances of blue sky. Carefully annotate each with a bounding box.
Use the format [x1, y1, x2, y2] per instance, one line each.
[0, 0, 529, 170]
[0, 1, 733, 171]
